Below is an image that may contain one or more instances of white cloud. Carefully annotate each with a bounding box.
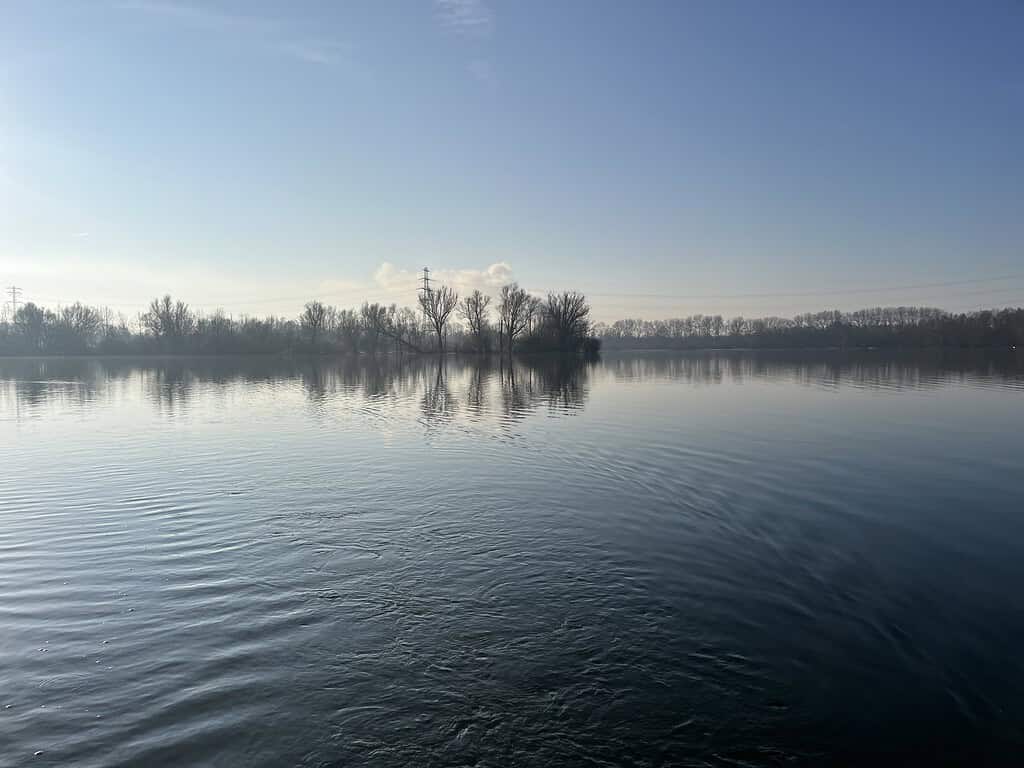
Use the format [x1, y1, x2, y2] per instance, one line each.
[434, 0, 494, 38]
[374, 261, 513, 297]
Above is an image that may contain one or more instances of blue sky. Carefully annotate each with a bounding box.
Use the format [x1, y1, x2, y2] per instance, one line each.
[2, 1, 1022, 320]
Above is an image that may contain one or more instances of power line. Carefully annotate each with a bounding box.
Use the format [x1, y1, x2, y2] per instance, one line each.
[12, 273, 1024, 316]
[208, 278, 423, 307]
[525, 273, 1024, 301]
[27, 280, 425, 311]
[592, 285, 1024, 309]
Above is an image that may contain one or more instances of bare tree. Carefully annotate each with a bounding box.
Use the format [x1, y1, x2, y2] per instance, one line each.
[13, 303, 53, 352]
[360, 302, 383, 353]
[394, 306, 424, 352]
[419, 285, 459, 353]
[143, 295, 195, 349]
[497, 283, 534, 356]
[334, 308, 361, 353]
[527, 294, 543, 334]
[458, 289, 491, 352]
[300, 300, 328, 346]
[49, 303, 105, 353]
[59, 303, 103, 339]
[545, 291, 591, 353]
[362, 302, 423, 353]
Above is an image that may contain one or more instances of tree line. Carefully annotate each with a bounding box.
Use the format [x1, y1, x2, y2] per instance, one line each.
[0, 282, 599, 357]
[595, 306, 1024, 349]
[6, 293, 1020, 356]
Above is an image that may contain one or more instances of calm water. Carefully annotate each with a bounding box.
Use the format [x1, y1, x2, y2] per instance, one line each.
[2, 351, 1023, 766]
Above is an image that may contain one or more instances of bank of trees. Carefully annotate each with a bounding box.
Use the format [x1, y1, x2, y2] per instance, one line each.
[13, 290, 1018, 356]
[595, 307, 1024, 349]
[0, 302, 113, 355]
[0, 284, 600, 356]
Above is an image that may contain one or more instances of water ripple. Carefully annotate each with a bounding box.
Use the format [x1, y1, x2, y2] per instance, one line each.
[1, 351, 1023, 765]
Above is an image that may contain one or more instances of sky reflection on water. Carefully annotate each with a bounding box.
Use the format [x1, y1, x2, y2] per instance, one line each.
[1, 351, 1023, 766]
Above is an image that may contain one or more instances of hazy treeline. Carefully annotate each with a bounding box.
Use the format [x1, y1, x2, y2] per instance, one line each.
[595, 307, 1024, 349]
[6, 296, 1020, 355]
[602, 348, 1024, 391]
[0, 283, 599, 357]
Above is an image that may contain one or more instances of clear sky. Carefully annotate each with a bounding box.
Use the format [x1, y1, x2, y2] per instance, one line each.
[2, 1, 1022, 321]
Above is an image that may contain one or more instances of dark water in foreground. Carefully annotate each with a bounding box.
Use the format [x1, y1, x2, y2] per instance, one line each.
[1, 351, 1023, 767]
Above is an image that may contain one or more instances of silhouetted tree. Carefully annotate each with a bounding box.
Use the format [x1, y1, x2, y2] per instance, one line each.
[195, 309, 234, 354]
[497, 283, 533, 356]
[362, 302, 423, 353]
[544, 291, 591, 354]
[300, 301, 328, 347]
[14, 303, 53, 352]
[143, 295, 196, 350]
[394, 306, 424, 352]
[49, 303, 104, 354]
[459, 289, 492, 352]
[419, 285, 459, 353]
[333, 308, 361, 353]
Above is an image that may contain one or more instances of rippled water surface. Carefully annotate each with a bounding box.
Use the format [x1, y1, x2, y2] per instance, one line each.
[2, 351, 1023, 766]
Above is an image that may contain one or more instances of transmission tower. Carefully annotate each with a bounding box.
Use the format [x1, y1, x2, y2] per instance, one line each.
[418, 267, 433, 326]
[6, 286, 22, 315]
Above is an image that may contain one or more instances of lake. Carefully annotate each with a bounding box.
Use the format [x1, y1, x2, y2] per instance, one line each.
[2, 351, 1023, 766]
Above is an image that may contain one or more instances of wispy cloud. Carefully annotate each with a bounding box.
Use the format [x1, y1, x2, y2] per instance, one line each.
[277, 40, 347, 66]
[434, 0, 493, 39]
[115, 1, 345, 65]
[115, 1, 268, 34]
[434, 1, 496, 85]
